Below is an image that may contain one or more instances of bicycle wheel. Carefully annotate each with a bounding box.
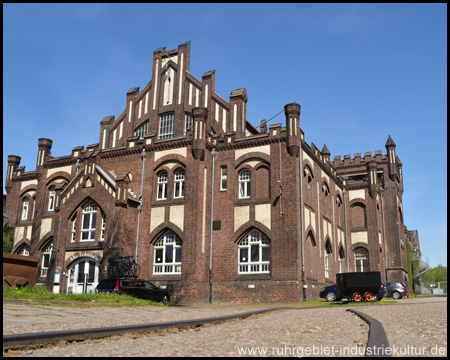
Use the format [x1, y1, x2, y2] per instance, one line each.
[131, 263, 141, 278]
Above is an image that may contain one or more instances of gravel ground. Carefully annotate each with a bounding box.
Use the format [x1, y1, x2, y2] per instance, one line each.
[3, 297, 447, 357]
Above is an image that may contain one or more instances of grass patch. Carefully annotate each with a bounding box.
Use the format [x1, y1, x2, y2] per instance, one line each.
[3, 286, 166, 307]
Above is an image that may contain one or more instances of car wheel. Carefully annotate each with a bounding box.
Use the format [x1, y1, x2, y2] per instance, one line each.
[325, 292, 337, 302]
[392, 291, 402, 299]
[162, 295, 170, 305]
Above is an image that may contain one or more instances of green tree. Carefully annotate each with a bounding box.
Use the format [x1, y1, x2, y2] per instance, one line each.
[422, 264, 447, 285]
[3, 226, 14, 253]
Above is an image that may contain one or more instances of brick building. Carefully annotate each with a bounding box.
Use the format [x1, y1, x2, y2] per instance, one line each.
[4, 41, 411, 303]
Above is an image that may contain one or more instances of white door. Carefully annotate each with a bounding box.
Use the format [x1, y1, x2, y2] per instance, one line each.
[67, 258, 100, 294]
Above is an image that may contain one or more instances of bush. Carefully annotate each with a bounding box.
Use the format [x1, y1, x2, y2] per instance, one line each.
[3, 226, 14, 253]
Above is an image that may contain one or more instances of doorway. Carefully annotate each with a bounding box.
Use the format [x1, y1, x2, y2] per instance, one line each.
[67, 258, 100, 294]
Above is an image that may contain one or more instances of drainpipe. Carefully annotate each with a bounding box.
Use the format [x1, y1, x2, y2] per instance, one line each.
[209, 148, 216, 304]
[299, 145, 306, 300]
[343, 189, 349, 272]
[380, 193, 388, 281]
[135, 148, 147, 261]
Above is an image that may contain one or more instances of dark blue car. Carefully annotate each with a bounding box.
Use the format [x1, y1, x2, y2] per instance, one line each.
[320, 282, 388, 302]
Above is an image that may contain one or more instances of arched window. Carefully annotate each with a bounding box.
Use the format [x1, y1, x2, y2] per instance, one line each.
[134, 121, 149, 139]
[338, 246, 345, 273]
[324, 240, 332, 278]
[174, 169, 185, 199]
[157, 171, 168, 200]
[238, 230, 270, 274]
[81, 203, 97, 241]
[238, 169, 251, 199]
[48, 186, 56, 211]
[17, 245, 30, 256]
[303, 165, 313, 189]
[41, 242, 53, 277]
[153, 231, 182, 274]
[354, 247, 369, 272]
[70, 215, 77, 243]
[21, 197, 30, 220]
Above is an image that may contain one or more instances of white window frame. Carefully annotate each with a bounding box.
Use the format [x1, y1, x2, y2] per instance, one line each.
[21, 198, 29, 220]
[185, 113, 193, 135]
[18, 245, 30, 256]
[157, 171, 168, 200]
[81, 203, 97, 241]
[174, 169, 185, 199]
[100, 213, 106, 241]
[134, 121, 148, 139]
[220, 167, 227, 191]
[238, 169, 251, 199]
[71, 217, 77, 242]
[324, 249, 330, 278]
[159, 113, 174, 139]
[354, 248, 369, 272]
[153, 231, 182, 275]
[41, 243, 53, 277]
[48, 186, 56, 212]
[238, 230, 270, 274]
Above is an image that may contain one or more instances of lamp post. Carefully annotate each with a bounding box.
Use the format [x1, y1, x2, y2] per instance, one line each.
[209, 148, 216, 304]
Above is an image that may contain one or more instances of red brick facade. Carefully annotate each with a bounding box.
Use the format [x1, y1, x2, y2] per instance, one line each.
[4, 42, 410, 303]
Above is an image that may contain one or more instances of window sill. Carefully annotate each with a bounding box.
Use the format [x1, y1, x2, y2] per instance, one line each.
[234, 273, 272, 281]
[235, 198, 271, 206]
[149, 274, 182, 281]
[152, 198, 185, 207]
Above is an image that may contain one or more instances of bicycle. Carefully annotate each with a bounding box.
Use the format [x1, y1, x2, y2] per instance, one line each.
[108, 256, 140, 278]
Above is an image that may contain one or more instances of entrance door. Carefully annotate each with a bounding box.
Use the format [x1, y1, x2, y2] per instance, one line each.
[67, 258, 100, 294]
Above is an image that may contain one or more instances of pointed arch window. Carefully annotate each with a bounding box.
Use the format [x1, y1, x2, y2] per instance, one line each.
[153, 231, 182, 275]
[81, 203, 97, 241]
[324, 240, 332, 278]
[338, 246, 345, 273]
[238, 230, 270, 274]
[48, 186, 56, 211]
[21, 197, 30, 220]
[17, 245, 30, 257]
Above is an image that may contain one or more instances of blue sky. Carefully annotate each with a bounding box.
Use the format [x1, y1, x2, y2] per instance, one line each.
[3, 4, 447, 267]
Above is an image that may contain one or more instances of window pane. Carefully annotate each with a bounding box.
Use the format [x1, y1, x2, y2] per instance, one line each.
[262, 247, 270, 262]
[77, 262, 85, 283]
[240, 248, 248, 263]
[88, 261, 95, 282]
[155, 249, 163, 263]
[83, 214, 90, 229]
[175, 248, 182, 263]
[165, 245, 173, 263]
[251, 245, 259, 262]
